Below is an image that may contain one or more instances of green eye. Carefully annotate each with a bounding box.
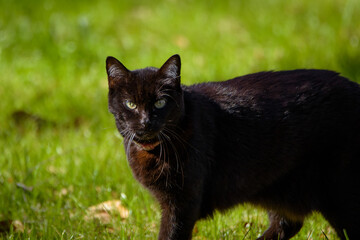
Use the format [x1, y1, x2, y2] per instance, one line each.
[154, 98, 166, 109]
[125, 100, 137, 110]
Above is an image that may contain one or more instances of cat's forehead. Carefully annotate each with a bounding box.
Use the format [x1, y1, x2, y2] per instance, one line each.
[131, 68, 162, 89]
[121, 67, 165, 101]
[132, 67, 158, 82]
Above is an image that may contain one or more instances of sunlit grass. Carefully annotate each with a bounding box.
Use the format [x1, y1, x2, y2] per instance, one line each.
[1, 0, 359, 239]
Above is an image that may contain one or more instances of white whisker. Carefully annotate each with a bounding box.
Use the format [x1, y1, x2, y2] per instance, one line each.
[154, 133, 167, 184]
[160, 129, 185, 188]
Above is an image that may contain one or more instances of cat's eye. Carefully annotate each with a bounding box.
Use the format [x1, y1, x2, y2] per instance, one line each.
[154, 98, 167, 109]
[125, 100, 137, 110]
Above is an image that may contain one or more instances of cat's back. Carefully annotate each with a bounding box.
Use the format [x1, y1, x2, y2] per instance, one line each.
[186, 70, 360, 212]
[185, 69, 360, 117]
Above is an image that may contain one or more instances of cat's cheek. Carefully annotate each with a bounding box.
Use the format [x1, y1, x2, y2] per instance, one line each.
[115, 120, 127, 134]
[167, 109, 182, 123]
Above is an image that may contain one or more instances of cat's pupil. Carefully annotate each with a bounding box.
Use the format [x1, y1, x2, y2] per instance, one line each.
[154, 98, 167, 109]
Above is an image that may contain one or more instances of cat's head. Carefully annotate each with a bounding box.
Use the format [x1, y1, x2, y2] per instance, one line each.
[106, 54, 184, 150]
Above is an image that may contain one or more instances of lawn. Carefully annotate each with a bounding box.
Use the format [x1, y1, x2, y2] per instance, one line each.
[0, 0, 359, 239]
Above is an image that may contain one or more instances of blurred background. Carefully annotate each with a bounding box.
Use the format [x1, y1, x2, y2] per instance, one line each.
[0, 0, 359, 239]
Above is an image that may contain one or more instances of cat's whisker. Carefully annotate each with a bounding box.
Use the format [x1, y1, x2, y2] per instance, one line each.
[162, 126, 202, 160]
[160, 130, 184, 187]
[154, 133, 168, 185]
[160, 131, 172, 188]
[157, 80, 179, 94]
[163, 127, 186, 149]
[120, 129, 131, 140]
[161, 130, 180, 170]
[156, 83, 181, 107]
[162, 93, 180, 107]
[164, 128, 187, 175]
[157, 134, 163, 164]
[125, 132, 135, 160]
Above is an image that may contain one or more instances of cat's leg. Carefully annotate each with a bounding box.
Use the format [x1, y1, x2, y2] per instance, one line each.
[158, 199, 200, 240]
[256, 211, 303, 240]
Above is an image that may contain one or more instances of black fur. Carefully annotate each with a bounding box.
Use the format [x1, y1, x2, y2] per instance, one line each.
[106, 54, 360, 240]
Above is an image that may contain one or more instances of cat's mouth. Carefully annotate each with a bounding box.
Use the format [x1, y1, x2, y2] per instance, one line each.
[133, 139, 161, 151]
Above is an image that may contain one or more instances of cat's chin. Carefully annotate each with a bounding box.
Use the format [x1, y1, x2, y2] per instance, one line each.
[133, 139, 161, 151]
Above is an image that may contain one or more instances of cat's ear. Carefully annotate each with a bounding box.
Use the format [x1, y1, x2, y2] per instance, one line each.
[106, 56, 130, 87]
[159, 54, 181, 81]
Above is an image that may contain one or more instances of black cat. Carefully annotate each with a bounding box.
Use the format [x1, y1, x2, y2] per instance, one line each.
[106, 54, 360, 240]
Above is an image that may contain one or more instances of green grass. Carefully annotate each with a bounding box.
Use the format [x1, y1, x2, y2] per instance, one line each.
[1, 0, 359, 239]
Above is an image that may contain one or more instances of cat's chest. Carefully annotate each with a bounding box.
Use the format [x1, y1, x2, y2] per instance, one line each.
[128, 147, 171, 188]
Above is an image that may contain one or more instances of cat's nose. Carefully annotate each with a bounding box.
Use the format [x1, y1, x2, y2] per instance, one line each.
[139, 116, 151, 129]
[140, 120, 150, 128]
[137, 122, 154, 135]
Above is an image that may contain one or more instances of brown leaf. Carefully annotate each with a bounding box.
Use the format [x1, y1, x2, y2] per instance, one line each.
[12, 220, 25, 233]
[84, 200, 129, 224]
